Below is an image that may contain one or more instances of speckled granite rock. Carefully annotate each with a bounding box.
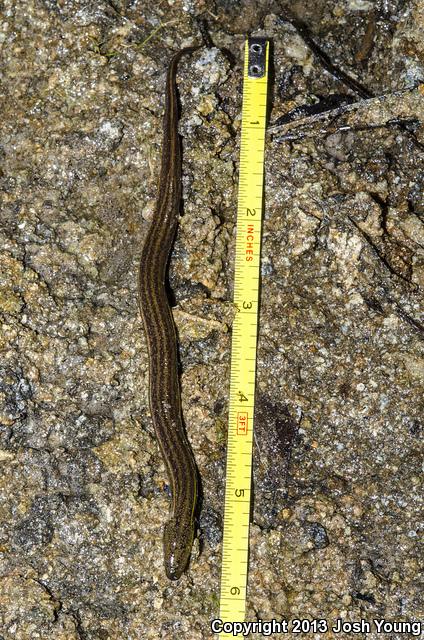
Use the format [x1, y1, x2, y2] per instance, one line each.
[0, 1, 423, 639]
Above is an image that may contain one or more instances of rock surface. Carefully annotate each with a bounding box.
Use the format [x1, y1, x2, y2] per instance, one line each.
[0, 1, 423, 638]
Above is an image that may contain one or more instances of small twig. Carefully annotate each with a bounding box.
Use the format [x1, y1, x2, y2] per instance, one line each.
[268, 86, 422, 143]
[136, 20, 176, 50]
[206, 9, 219, 20]
[355, 10, 377, 64]
[274, 117, 421, 143]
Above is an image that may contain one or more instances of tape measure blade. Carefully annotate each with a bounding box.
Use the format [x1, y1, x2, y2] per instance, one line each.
[218, 37, 269, 637]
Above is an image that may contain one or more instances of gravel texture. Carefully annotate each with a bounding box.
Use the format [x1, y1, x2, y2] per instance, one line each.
[0, 1, 423, 639]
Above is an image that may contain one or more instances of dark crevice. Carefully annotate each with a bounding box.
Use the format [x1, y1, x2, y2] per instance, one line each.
[348, 215, 413, 285]
[277, 12, 372, 98]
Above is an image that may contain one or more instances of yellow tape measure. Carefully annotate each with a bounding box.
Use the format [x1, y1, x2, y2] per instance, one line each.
[218, 38, 269, 635]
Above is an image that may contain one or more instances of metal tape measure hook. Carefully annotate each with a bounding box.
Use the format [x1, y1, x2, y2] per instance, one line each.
[247, 37, 267, 78]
